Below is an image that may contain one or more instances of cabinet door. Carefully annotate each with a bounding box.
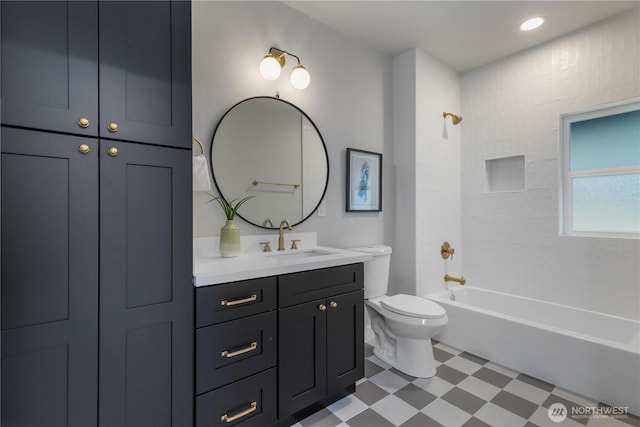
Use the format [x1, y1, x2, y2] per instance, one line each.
[99, 141, 192, 426]
[1, 127, 98, 426]
[327, 290, 364, 395]
[99, 1, 191, 148]
[0, 1, 98, 136]
[278, 299, 327, 418]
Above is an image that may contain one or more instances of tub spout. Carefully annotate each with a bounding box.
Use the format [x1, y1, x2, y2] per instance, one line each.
[444, 274, 466, 286]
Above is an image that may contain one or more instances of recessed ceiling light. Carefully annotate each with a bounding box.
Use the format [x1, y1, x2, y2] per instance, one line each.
[520, 17, 544, 31]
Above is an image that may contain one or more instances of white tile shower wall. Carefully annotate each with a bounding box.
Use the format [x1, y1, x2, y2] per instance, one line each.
[392, 49, 462, 298]
[415, 50, 462, 298]
[461, 10, 640, 319]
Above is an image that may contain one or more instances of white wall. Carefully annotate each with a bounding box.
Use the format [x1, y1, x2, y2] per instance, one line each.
[461, 10, 640, 319]
[392, 49, 462, 297]
[192, 1, 394, 250]
[391, 51, 417, 296]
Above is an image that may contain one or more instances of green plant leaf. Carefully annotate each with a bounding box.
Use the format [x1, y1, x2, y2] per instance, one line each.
[207, 194, 255, 220]
[229, 196, 255, 218]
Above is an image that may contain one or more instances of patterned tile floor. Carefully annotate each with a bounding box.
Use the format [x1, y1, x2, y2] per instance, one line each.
[292, 341, 639, 427]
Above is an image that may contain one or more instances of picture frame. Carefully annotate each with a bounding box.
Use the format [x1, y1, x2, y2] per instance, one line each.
[346, 148, 382, 212]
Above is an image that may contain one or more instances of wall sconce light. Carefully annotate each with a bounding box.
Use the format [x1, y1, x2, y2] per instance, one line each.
[442, 112, 462, 140]
[259, 47, 310, 90]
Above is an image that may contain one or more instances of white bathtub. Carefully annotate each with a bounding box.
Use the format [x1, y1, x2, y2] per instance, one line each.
[428, 286, 640, 415]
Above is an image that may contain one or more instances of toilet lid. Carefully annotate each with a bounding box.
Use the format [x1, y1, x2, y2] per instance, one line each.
[380, 294, 446, 319]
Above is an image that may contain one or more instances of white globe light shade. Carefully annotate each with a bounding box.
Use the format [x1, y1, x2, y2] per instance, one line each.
[260, 55, 281, 80]
[290, 65, 310, 90]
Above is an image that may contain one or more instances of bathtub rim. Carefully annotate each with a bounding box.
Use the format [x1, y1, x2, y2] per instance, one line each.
[428, 286, 640, 355]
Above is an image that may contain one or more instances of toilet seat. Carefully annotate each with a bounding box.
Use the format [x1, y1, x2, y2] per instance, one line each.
[381, 294, 446, 319]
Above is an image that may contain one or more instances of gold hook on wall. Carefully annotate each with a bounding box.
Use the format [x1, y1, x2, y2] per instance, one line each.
[192, 136, 204, 154]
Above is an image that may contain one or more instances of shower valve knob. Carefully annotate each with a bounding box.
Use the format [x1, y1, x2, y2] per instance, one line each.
[441, 242, 455, 260]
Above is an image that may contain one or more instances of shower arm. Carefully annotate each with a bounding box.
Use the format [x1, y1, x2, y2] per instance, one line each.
[443, 112, 463, 125]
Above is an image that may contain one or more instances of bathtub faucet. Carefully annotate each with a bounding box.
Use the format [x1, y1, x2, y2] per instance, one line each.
[444, 274, 466, 286]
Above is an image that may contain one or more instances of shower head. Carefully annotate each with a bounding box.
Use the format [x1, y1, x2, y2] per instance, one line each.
[443, 112, 463, 125]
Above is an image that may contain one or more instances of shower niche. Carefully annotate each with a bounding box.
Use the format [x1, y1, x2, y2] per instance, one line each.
[484, 155, 525, 193]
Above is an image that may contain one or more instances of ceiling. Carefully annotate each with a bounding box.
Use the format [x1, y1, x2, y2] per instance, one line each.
[283, 1, 639, 73]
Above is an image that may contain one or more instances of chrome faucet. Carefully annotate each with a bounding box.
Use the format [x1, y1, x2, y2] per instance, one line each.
[278, 219, 292, 251]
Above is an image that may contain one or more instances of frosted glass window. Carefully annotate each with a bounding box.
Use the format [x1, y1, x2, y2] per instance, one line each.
[485, 155, 525, 192]
[561, 99, 640, 237]
[573, 174, 640, 233]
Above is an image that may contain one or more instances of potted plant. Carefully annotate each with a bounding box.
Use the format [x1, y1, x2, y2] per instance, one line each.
[209, 195, 254, 257]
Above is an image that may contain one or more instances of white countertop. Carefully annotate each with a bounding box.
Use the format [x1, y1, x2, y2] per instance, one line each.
[193, 232, 372, 286]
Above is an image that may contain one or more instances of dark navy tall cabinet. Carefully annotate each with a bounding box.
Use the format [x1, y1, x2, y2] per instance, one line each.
[0, 2, 193, 426]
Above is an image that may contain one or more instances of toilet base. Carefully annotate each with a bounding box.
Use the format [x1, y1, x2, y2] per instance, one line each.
[396, 336, 437, 378]
[372, 337, 437, 378]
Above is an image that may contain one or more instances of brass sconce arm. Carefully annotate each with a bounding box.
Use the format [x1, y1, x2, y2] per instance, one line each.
[267, 47, 302, 66]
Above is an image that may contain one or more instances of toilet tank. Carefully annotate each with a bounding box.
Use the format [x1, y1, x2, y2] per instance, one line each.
[349, 245, 392, 299]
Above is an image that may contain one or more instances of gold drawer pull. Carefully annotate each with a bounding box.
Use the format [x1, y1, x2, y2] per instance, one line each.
[221, 341, 257, 358]
[221, 401, 257, 423]
[220, 294, 257, 307]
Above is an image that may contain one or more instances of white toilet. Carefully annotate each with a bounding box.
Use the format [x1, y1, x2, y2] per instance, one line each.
[351, 245, 448, 378]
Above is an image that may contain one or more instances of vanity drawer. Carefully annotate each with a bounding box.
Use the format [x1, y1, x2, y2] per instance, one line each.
[196, 276, 276, 327]
[279, 263, 363, 308]
[196, 368, 276, 427]
[196, 310, 276, 394]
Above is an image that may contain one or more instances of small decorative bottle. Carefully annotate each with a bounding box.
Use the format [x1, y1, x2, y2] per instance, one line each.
[219, 219, 241, 257]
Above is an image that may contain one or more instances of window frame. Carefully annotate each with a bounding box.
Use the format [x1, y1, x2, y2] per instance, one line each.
[559, 98, 640, 239]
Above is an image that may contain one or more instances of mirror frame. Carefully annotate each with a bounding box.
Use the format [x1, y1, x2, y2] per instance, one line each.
[210, 96, 330, 229]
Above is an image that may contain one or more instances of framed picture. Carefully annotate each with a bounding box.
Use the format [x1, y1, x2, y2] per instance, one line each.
[346, 148, 382, 212]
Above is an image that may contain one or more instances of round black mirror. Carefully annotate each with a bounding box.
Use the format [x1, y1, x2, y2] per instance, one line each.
[210, 96, 329, 228]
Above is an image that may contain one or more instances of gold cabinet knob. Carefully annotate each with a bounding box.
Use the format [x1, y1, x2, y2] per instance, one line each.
[318, 304, 326, 311]
[107, 147, 118, 157]
[107, 122, 118, 133]
[78, 144, 90, 154]
[78, 117, 90, 128]
[330, 301, 338, 308]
